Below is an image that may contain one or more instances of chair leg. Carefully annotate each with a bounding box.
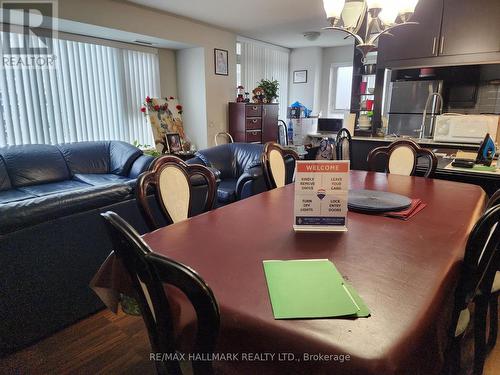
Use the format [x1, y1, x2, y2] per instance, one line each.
[474, 297, 489, 375]
[487, 294, 498, 353]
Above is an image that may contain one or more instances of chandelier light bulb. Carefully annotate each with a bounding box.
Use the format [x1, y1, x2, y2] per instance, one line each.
[323, 0, 345, 20]
[366, 0, 384, 10]
[398, 0, 419, 14]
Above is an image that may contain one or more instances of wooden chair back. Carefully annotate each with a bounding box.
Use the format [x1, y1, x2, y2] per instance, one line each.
[336, 128, 352, 161]
[444, 205, 500, 374]
[101, 211, 220, 375]
[137, 155, 216, 230]
[486, 189, 500, 210]
[277, 120, 288, 146]
[261, 142, 299, 189]
[367, 139, 438, 178]
[214, 132, 234, 146]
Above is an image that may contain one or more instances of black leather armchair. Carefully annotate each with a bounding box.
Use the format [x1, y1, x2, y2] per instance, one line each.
[188, 143, 267, 206]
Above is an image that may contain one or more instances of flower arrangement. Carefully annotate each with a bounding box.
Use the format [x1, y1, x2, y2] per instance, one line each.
[140, 96, 183, 115]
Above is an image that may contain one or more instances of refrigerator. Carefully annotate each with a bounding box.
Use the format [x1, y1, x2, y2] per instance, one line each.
[387, 80, 443, 137]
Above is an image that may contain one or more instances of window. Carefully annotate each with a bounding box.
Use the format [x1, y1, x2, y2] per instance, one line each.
[238, 37, 289, 121]
[0, 32, 160, 147]
[329, 65, 353, 115]
[236, 42, 242, 87]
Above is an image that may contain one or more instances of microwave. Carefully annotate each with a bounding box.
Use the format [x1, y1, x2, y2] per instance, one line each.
[433, 114, 500, 144]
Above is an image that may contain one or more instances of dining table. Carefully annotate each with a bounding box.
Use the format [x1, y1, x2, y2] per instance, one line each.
[93, 170, 486, 374]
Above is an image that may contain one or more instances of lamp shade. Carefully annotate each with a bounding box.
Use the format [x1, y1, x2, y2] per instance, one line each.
[323, 0, 345, 19]
[366, 0, 384, 9]
[398, 0, 419, 14]
[379, 2, 399, 25]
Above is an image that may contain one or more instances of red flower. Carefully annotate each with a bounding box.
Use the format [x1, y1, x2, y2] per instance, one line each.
[146, 96, 152, 103]
[162, 104, 168, 110]
[154, 105, 160, 111]
[176, 105, 183, 111]
[169, 96, 175, 100]
[140, 107, 146, 113]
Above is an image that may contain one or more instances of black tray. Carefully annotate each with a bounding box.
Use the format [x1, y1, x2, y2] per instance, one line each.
[348, 189, 412, 213]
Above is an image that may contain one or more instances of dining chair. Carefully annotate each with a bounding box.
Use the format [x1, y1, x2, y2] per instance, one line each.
[444, 204, 500, 375]
[367, 139, 438, 178]
[261, 142, 299, 190]
[484, 189, 500, 354]
[277, 120, 288, 146]
[137, 155, 217, 230]
[100, 211, 220, 375]
[214, 132, 234, 146]
[335, 128, 352, 161]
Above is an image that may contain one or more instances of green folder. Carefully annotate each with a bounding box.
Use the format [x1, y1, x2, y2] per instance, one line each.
[263, 259, 370, 319]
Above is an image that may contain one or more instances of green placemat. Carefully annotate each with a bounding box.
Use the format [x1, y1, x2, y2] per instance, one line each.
[263, 259, 369, 319]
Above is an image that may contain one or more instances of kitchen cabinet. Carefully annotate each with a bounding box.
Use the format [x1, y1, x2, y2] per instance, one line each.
[440, 0, 500, 56]
[377, 0, 500, 65]
[377, 0, 443, 62]
[228, 103, 278, 143]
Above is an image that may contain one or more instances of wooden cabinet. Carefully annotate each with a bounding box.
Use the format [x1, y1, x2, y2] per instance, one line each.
[377, 0, 500, 66]
[440, 0, 500, 56]
[378, 0, 443, 62]
[228, 103, 278, 144]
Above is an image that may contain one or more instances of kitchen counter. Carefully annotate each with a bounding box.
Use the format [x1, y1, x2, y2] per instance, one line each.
[352, 135, 480, 150]
[350, 137, 498, 195]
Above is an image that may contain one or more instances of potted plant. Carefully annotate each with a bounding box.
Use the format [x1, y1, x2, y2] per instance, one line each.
[258, 79, 279, 103]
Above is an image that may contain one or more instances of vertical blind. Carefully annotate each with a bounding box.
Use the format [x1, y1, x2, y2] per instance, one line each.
[239, 39, 289, 121]
[0, 32, 160, 147]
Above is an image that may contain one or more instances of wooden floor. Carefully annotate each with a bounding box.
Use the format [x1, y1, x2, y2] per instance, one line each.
[1, 308, 499, 375]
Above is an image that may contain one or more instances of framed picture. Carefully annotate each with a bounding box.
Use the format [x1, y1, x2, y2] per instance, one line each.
[214, 48, 228, 76]
[293, 70, 308, 84]
[166, 133, 182, 153]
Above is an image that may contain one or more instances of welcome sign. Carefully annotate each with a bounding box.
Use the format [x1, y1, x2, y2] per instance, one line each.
[293, 160, 350, 232]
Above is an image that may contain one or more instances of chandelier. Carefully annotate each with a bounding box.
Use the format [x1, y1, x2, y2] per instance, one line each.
[322, 0, 419, 60]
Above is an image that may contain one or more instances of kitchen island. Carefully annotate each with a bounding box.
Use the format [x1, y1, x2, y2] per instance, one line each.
[351, 136, 499, 195]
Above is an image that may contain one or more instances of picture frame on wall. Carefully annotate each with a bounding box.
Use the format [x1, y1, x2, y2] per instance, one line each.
[214, 48, 229, 76]
[166, 133, 182, 153]
[293, 70, 308, 84]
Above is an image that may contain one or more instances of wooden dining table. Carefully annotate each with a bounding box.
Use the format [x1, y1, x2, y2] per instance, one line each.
[111, 171, 486, 374]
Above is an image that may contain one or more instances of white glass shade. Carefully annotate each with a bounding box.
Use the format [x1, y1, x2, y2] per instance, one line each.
[379, 4, 399, 25]
[398, 0, 419, 14]
[366, 0, 384, 9]
[323, 0, 345, 19]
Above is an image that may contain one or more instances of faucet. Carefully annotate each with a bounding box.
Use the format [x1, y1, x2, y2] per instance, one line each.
[418, 92, 443, 139]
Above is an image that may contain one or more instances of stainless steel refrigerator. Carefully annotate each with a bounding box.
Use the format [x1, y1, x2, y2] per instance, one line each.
[387, 80, 443, 137]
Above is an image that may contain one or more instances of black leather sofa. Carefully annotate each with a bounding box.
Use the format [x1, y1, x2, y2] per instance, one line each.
[0, 141, 158, 356]
[188, 143, 268, 205]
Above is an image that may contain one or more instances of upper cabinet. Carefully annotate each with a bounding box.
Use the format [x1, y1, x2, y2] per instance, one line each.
[377, 0, 443, 62]
[377, 0, 500, 66]
[440, 0, 500, 56]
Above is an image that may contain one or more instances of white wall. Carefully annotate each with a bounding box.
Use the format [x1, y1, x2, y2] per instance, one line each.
[177, 48, 208, 149]
[59, 0, 236, 147]
[288, 47, 323, 114]
[158, 49, 178, 98]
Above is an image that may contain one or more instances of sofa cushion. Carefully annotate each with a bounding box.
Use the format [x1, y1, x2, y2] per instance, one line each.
[109, 141, 143, 176]
[230, 143, 264, 177]
[128, 154, 155, 179]
[57, 142, 110, 174]
[1, 144, 70, 187]
[0, 189, 36, 204]
[19, 180, 91, 197]
[195, 145, 234, 179]
[0, 156, 12, 191]
[0, 184, 133, 234]
[217, 178, 238, 204]
[73, 173, 134, 188]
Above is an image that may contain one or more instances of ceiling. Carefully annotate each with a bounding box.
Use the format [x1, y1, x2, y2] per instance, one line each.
[128, 0, 354, 49]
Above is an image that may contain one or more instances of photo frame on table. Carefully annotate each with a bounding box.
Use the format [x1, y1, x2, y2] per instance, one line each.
[166, 133, 182, 153]
[293, 70, 308, 84]
[214, 48, 228, 76]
